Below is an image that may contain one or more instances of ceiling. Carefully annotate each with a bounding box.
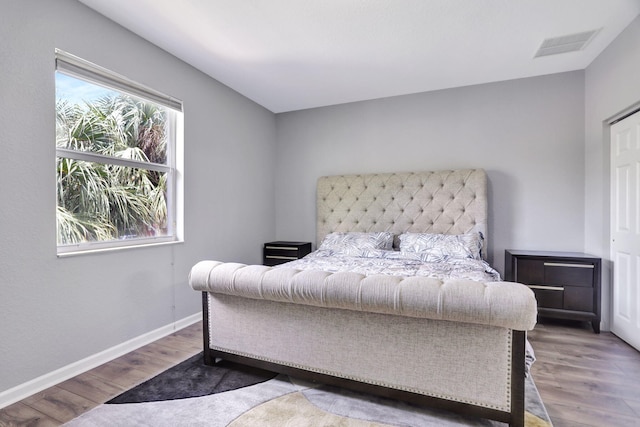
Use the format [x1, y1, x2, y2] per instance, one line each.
[78, 0, 640, 113]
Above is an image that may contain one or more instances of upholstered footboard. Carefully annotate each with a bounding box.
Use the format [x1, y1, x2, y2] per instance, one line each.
[189, 261, 537, 427]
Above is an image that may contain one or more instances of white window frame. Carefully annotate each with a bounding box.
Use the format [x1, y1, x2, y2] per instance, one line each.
[55, 49, 184, 255]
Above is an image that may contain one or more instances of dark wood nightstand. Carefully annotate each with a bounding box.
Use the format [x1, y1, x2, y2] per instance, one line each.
[263, 241, 312, 266]
[505, 250, 601, 333]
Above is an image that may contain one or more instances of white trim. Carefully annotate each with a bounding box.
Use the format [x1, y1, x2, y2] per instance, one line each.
[55, 49, 183, 111]
[55, 148, 171, 173]
[0, 312, 202, 409]
[57, 239, 183, 258]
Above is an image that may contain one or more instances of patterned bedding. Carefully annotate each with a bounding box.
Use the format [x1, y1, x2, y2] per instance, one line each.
[280, 248, 501, 282]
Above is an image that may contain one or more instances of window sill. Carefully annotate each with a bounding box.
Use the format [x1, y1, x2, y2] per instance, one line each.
[57, 239, 184, 258]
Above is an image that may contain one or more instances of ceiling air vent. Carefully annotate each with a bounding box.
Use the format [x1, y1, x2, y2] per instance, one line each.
[534, 29, 600, 58]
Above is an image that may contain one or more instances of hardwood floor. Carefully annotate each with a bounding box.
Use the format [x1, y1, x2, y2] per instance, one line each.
[529, 318, 640, 427]
[0, 322, 202, 426]
[0, 318, 639, 426]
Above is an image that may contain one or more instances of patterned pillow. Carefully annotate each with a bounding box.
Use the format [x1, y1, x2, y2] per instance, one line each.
[398, 232, 483, 261]
[319, 232, 394, 256]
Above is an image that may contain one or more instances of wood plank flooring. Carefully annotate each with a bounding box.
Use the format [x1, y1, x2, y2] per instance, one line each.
[529, 318, 640, 427]
[1, 318, 639, 426]
[0, 323, 202, 426]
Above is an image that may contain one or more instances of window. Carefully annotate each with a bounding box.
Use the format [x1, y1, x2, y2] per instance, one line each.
[55, 49, 183, 254]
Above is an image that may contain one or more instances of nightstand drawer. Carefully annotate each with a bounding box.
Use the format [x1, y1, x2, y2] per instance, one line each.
[511, 259, 595, 287]
[527, 285, 563, 309]
[512, 259, 544, 284]
[564, 286, 593, 312]
[526, 285, 593, 312]
[264, 246, 301, 258]
[544, 262, 594, 287]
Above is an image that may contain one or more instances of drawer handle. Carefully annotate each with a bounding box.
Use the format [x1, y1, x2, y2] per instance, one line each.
[544, 262, 594, 269]
[265, 246, 299, 251]
[265, 255, 298, 260]
[527, 284, 564, 291]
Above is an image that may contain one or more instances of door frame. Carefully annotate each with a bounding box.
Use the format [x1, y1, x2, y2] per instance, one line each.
[606, 102, 640, 338]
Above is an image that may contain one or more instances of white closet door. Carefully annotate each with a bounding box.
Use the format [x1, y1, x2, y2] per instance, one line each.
[610, 110, 640, 351]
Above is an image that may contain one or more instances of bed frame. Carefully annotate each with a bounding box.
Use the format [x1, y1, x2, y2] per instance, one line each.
[190, 169, 537, 427]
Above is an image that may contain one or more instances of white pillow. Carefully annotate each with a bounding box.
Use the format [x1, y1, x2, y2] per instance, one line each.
[398, 232, 483, 261]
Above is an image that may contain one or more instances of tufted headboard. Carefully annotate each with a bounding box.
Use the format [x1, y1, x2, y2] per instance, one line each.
[316, 169, 488, 256]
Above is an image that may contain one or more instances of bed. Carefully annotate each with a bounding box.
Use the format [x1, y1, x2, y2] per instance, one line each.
[189, 169, 537, 427]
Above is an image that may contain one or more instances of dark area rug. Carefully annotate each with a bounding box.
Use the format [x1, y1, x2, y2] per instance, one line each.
[107, 352, 277, 403]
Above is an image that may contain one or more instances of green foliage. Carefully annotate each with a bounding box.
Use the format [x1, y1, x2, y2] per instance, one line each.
[56, 95, 169, 245]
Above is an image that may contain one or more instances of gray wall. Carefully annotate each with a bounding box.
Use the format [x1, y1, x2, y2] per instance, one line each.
[584, 16, 640, 331]
[0, 0, 276, 395]
[275, 72, 586, 272]
[3, 0, 637, 401]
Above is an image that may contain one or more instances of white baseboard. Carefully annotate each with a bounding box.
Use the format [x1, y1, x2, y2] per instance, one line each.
[0, 312, 202, 410]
